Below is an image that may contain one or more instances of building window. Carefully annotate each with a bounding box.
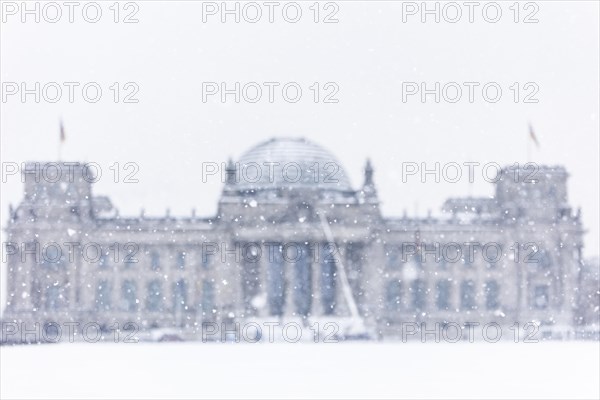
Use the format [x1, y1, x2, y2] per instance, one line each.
[150, 251, 160, 271]
[122, 280, 138, 312]
[485, 280, 500, 310]
[31, 280, 42, 310]
[44, 322, 61, 338]
[172, 279, 187, 312]
[201, 280, 215, 319]
[386, 281, 402, 312]
[346, 242, 363, 270]
[462, 255, 474, 268]
[384, 244, 400, 269]
[410, 279, 426, 312]
[536, 250, 552, 269]
[146, 280, 163, 312]
[40, 243, 65, 271]
[460, 280, 477, 311]
[99, 250, 109, 269]
[123, 247, 137, 268]
[436, 280, 451, 310]
[46, 285, 63, 311]
[404, 254, 423, 271]
[95, 280, 111, 311]
[534, 285, 549, 309]
[437, 257, 448, 270]
[176, 251, 186, 270]
[202, 253, 213, 270]
[419, 242, 439, 266]
[485, 246, 501, 269]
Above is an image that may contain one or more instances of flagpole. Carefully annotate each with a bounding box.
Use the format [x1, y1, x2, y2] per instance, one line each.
[58, 119, 65, 161]
[527, 122, 541, 163]
[467, 155, 473, 197]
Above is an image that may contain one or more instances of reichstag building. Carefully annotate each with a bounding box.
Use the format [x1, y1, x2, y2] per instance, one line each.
[3, 138, 592, 339]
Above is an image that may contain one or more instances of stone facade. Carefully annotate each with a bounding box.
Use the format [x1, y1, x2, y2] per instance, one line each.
[2, 138, 592, 339]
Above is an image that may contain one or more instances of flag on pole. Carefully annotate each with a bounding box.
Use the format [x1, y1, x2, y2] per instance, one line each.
[528, 123, 540, 148]
[60, 120, 66, 143]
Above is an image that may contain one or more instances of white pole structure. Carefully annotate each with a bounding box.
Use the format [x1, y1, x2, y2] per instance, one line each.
[318, 210, 366, 335]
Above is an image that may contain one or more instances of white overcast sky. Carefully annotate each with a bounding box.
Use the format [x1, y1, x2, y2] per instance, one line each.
[1, 0, 598, 278]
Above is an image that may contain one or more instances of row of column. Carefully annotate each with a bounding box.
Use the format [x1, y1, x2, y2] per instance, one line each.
[241, 242, 340, 318]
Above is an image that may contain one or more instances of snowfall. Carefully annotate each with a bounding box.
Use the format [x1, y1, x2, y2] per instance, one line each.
[1, 341, 599, 399]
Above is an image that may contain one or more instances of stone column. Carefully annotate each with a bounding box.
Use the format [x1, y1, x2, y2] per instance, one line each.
[257, 243, 269, 318]
[311, 245, 322, 317]
[284, 251, 295, 317]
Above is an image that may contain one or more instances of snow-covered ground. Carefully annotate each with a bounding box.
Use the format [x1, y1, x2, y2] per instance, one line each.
[1, 341, 598, 399]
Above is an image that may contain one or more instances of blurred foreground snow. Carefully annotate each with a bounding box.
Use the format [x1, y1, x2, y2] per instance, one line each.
[1, 341, 599, 399]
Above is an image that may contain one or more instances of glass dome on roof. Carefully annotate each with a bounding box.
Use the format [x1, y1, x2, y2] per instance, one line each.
[235, 137, 353, 192]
